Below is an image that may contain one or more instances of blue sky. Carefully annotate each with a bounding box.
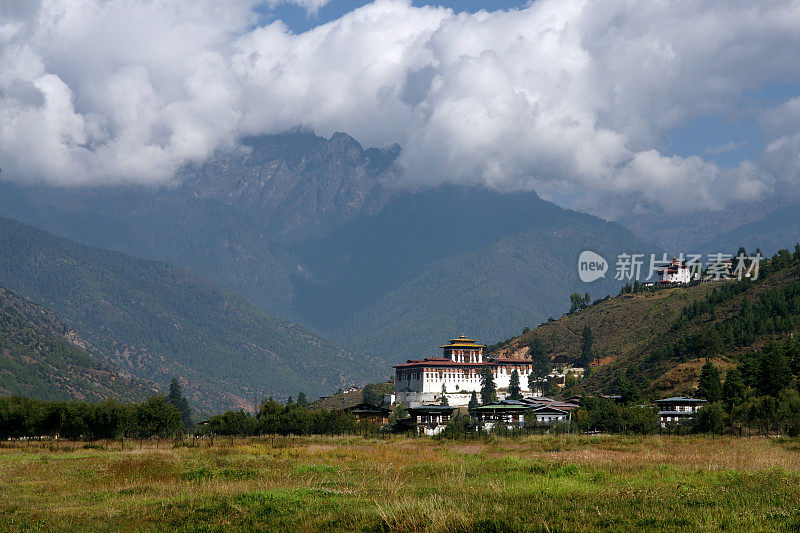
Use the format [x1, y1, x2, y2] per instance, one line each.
[259, 1, 531, 34]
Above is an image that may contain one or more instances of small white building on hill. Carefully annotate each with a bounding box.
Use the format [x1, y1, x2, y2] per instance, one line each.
[658, 258, 696, 284]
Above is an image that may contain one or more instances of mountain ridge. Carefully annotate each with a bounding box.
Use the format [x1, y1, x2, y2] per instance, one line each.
[0, 215, 384, 412]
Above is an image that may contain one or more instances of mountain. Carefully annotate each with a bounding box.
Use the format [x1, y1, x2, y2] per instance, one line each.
[0, 216, 383, 413]
[0, 284, 157, 401]
[0, 131, 655, 365]
[617, 198, 800, 255]
[488, 247, 800, 397]
[314, 187, 655, 361]
[180, 131, 400, 241]
[697, 202, 800, 257]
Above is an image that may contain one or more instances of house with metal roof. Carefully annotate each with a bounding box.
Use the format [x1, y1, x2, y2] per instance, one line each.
[404, 405, 457, 436]
[654, 397, 706, 427]
[471, 398, 578, 430]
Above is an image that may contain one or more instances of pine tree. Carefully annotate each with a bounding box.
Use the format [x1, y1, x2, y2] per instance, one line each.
[697, 361, 722, 402]
[165, 377, 192, 428]
[480, 366, 497, 405]
[286, 395, 294, 405]
[468, 391, 479, 412]
[579, 326, 594, 368]
[722, 368, 746, 409]
[440, 383, 449, 406]
[758, 348, 792, 396]
[297, 392, 309, 408]
[528, 338, 550, 382]
[508, 370, 522, 400]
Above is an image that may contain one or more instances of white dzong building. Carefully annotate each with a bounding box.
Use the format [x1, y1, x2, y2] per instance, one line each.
[394, 335, 541, 407]
[658, 258, 695, 284]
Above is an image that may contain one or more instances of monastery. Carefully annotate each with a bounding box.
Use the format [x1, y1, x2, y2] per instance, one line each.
[394, 334, 543, 407]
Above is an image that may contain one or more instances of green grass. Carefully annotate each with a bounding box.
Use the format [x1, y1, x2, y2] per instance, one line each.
[0, 435, 799, 531]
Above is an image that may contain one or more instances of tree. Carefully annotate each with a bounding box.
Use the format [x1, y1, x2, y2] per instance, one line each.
[579, 326, 594, 368]
[758, 346, 793, 396]
[528, 338, 550, 390]
[440, 383, 449, 406]
[208, 410, 257, 436]
[297, 392, 309, 408]
[615, 376, 641, 405]
[722, 368, 746, 409]
[569, 293, 582, 313]
[691, 403, 726, 434]
[130, 396, 182, 438]
[167, 378, 192, 428]
[508, 370, 522, 400]
[542, 376, 560, 398]
[694, 328, 721, 361]
[569, 292, 591, 313]
[697, 361, 722, 402]
[286, 396, 294, 405]
[256, 397, 283, 434]
[468, 391, 479, 412]
[165, 378, 192, 428]
[480, 366, 497, 405]
[361, 383, 388, 406]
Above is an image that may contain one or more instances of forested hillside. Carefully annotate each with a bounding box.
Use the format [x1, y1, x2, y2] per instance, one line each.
[0, 285, 157, 401]
[490, 246, 800, 398]
[329, 206, 654, 361]
[0, 216, 384, 413]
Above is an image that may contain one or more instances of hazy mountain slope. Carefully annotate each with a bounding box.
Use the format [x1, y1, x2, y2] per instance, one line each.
[324, 190, 653, 361]
[0, 131, 657, 366]
[488, 248, 800, 397]
[0, 216, 383, 412]
[0, 285, 158, 401]
[697, 202, 800, 256]
[0, 132, 399, 320]
[331, 211, 655, 362]
[617, 199, 798, 253]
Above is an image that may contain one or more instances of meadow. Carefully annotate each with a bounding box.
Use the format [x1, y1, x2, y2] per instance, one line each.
[1, 435, 799, 532]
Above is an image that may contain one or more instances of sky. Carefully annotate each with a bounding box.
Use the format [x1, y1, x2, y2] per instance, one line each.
[2, 0, 800, 215]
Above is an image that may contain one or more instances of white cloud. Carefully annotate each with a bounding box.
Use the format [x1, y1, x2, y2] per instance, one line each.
[263, 0, 333, 15]
[2, 0, 800, 212]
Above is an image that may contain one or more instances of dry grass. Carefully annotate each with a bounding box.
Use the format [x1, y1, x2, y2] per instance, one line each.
[0, 434, 799, 531]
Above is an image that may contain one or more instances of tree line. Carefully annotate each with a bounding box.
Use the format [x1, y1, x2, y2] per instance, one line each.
[0, 396, 183, 440]
[0, 378, 193, 440]
[201, 396, 368, 436]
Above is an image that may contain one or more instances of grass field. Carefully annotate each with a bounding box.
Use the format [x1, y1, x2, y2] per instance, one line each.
[1, 435, 799, 532]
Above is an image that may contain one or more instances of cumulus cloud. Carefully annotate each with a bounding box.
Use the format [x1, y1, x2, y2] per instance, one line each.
[2, 0, 800, 213]
[263, 0, 333, 15]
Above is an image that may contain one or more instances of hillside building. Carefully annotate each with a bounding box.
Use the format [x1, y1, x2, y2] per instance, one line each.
[658, 258, 696, 284]
[394, 335, 545, 407]
[654, 397, 706, 427]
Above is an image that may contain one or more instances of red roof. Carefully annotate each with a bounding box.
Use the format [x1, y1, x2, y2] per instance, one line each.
[393, 356, 535, 369]
[393, 358, 485, 369]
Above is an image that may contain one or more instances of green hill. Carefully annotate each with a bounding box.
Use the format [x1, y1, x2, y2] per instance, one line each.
[488, 247, 800, 397]
[0, 216, 384, 413]
[0, 285, 157, 401]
